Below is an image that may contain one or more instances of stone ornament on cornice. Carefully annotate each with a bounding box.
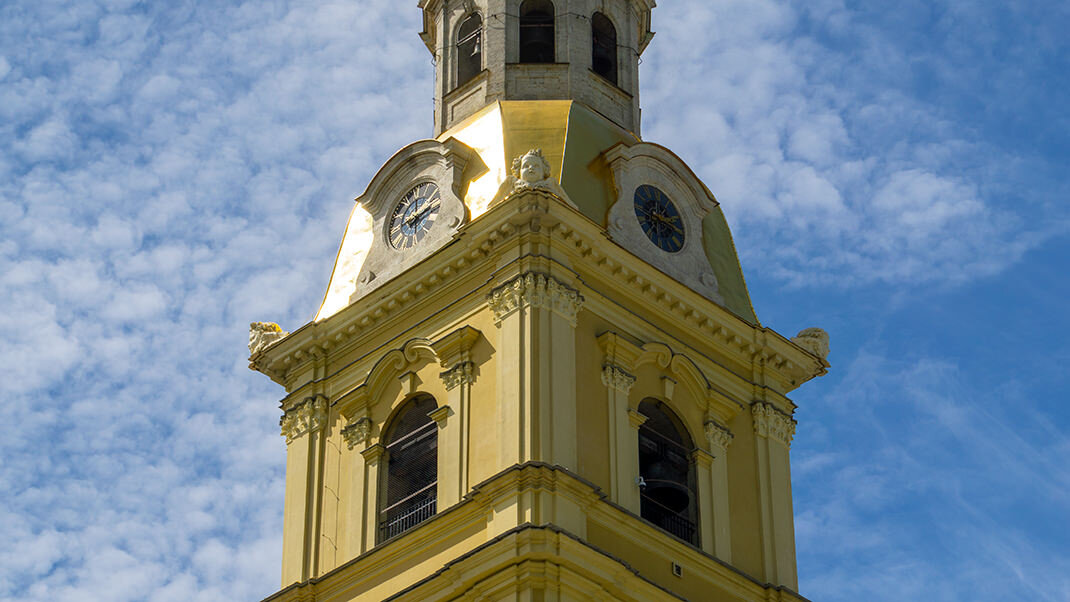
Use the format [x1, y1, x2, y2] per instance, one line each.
[249, 321, 288, 356]
[791, 327, 830, 363]
[280, 396, 328, 444]
[487, 272, 585, 326]
[751, 402, 796, 447]
[704, 420, 734, 452]
[341, 417, 372, 450]
[601, 363, 636, 394]
[440, 361, 474, 391]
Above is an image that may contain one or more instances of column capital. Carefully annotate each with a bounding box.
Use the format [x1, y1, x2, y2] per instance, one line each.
[487, 272, 585, 326]
[440, 361, 474, 391]
[627, 408, 649, 430]
[341, 417, 372, 450]
[704, 420, 734, 454]
[751, 402, 796, 447]
[280, 395, 328, 444]
[601, 363, 636, 394]
[692, 448, 715, 468]
[428, 404, 454, 426]
[360, 443, 386, 464]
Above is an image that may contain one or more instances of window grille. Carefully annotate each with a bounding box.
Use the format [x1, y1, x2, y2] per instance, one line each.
[591, 12, 618, 85]
[638, 400, 699, 546]
[457, 13, 483, 87]
[378, 395, 438, 543]
[519, 0, 555, 63]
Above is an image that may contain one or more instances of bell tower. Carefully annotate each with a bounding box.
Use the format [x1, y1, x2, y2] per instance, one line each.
[251, 2, 829, 601]
[421, 0, 652, 136]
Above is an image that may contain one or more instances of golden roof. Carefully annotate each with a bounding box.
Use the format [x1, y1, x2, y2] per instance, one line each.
[316, 101, 756, 324]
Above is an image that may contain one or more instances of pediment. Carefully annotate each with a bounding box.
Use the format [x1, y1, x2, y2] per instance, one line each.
[349, 137, 488, 303]
[604, 142, 724, 304]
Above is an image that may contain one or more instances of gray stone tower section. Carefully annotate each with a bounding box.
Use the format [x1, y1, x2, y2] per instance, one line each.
[419, 0, 656, 136]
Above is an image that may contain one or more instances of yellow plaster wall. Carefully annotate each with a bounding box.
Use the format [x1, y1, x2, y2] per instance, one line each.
[574, 311, 612, 493]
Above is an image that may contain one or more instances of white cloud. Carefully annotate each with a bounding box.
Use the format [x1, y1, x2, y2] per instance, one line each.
[0, 1, 1062, 601]
[641, 0, 1065, 288]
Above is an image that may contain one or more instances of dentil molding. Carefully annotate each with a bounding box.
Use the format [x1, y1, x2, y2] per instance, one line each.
[280, 396, 328, 444]
[751, 402, 796, 447]
[487, 272, 585, 326]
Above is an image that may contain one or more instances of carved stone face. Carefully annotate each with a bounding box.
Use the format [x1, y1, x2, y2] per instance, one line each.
[519, 154, 547, 184]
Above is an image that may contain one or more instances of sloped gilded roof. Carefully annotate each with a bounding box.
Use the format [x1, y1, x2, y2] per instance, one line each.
[315, 100, 756, 324]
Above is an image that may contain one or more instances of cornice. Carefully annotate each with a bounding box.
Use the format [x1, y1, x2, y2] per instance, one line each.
[260, 463, 813, 602]
[250, 190, 825, 397]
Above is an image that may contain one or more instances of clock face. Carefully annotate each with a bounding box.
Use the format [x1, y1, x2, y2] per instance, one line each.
[389, 182, 441, 249]
[634, 185, 684, 253]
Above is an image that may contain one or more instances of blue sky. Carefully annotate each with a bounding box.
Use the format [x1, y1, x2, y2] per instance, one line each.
[1, 1, 1066, 601]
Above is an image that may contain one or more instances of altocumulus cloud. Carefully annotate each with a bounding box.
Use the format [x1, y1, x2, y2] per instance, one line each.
[641, 0, 1067, 288]
[1, 0, 1066, 601]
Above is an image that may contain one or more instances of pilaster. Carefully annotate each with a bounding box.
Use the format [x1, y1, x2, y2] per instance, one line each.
[703, 420, 734, 561]
[340, 417, 372, 559]
[361, 444, 386, 550]
[279, 395, 328, 586]
[751, 401, 798, 589]
[489, 272, 584, 470]
[429, 403, 458, 508]
[600, 362, 636, 509]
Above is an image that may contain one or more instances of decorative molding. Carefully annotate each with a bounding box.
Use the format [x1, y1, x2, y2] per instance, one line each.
[601, 363, 636, 394]
[440, 361, 474, 391]
[341, 417, 372, 450]
[487, 272, 585, 326]
[751, 402, 796, 447]
[249, 322, 288, 356]
[251, 183, 826, 393]
[704, 420, 734, 453]
[280, 396, 328, 444]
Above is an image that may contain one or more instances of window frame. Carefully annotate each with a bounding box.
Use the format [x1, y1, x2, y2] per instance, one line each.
[637, 399, 700, 546]
[519, 0, 556, 64]
[377, 394, 439, 543]
[456, 12, 483, 88]
[591, 11, 618, 85]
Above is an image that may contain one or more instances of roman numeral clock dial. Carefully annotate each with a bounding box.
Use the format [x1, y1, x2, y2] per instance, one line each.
[634, 185, 685, 253]
[389, 182, 441, 249]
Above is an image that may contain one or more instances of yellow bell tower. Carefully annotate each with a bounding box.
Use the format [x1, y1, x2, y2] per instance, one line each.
[250, 2, 829, 600]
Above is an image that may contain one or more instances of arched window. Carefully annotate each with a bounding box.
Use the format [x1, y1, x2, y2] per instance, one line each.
[637, 399, 698, 546]
[591, 12, 617, 84]
[378, 395, 438, 542]
[457, 13, 483, 87]
[519, 0, 555, 63]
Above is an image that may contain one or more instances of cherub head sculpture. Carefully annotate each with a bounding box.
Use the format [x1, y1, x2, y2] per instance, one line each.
[511, 149, 552, 187]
